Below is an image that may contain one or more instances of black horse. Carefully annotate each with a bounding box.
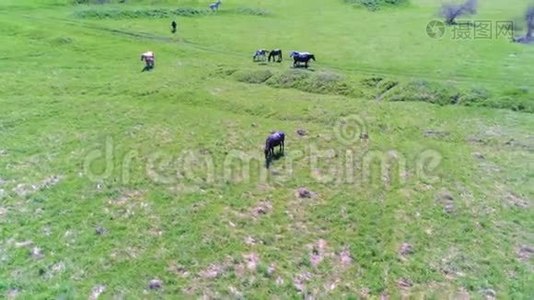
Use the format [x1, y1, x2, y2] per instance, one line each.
[289, 51, 315, 68]
[264, 131, 285, 162]
[268, 49, 282, 62]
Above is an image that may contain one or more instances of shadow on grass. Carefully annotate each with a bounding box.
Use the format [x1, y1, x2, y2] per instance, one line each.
[265, 151, 284, 168]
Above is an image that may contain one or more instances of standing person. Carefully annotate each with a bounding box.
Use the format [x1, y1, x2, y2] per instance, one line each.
[171, 20, 177, 33]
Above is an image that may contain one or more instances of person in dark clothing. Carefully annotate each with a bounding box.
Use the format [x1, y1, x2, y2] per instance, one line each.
[171, 20, 177, 33]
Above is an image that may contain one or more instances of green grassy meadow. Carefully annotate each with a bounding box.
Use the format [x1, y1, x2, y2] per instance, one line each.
[0, 0, 533, 298]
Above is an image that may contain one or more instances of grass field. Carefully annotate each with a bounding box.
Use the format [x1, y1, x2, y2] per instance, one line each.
[1, 0, 533, 298]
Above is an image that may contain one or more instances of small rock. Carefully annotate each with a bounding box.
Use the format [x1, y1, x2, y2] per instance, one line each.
[297, 129, 307, 136]
[251, 201, 272, 217]
[244, 236, 257, 246]
[90, 285, 106, 299]
[148, 279, 162, 290]
[31, 247, 44, 259]
[296, 187, 313, 198]
[424, 130, 450, 138]
[267, 263, 276, 276]
[399, 242, 413, 256]
[436, 191, 454, 214]
[95, 226, 107, 235]
[473, 152, 485, 159]
[481, 288, 496, 299]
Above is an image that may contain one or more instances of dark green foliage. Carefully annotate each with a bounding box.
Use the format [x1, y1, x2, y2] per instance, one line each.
[74, 7, 210, 19]
[233, 69, 274, 84]
[344, 0, 409, 11]
[235, 7, 271, 16]
[265, 70, 360, 97]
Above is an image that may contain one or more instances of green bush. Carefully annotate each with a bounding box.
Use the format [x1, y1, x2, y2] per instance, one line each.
[235, 7, 271, 16]
[74, 7, 210, 19]
[233, 69, 273, 84]
[384, 79, 459, 105]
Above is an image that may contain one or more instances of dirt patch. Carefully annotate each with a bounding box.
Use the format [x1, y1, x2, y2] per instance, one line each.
[199, 264, 225, 279]
[397, 278, 413, 290]
[7, 289, 20, 300]
[167, 262, 190, 278]
[517, 245, 534, 261]
[293, 271, 313, 292]
[243, 252, 260, 271]
[107, 190, 149, 219]
[504, 192, 530, 209]
[309, 239, 329, 267]
[13, 175, 62, 197]
[244, 236, 257, 246]
[338, 247, 353, 267]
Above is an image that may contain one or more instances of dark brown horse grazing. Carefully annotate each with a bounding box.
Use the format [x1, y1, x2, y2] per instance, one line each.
[268, 49, 282, 62]
[264, 131, 285, 160]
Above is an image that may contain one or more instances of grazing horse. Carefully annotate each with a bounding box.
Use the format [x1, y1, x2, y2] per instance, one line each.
[253, 49, 268, 62]
[140, 51, 155, 71]
[209, 0, 221, 11]
[289, 51, 315, 68]
[264, 131, 285, 161]
[268, 49, 282, 62]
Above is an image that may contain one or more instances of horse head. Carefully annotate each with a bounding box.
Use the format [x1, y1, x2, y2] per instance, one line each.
[310, 54, 315, 61]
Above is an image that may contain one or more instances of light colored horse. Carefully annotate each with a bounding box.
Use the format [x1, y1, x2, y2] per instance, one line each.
[253, 49, 268, 62]
[209, 0, 221, 11]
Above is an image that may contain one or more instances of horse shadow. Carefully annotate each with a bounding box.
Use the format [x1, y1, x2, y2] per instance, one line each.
[141, 66, 153, 72]
[290, 65, 315, 71]
[265, 151, 284, 168]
